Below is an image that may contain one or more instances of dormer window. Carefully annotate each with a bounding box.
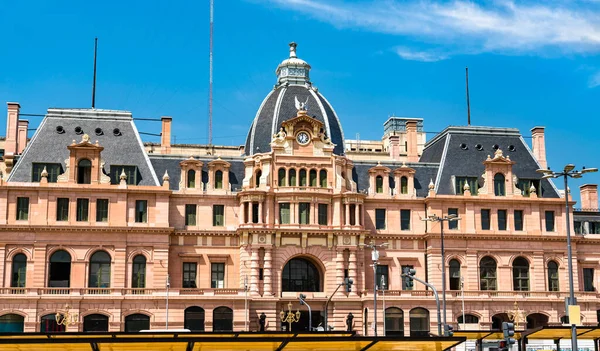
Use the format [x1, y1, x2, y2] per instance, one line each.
[77, 159, 92, 184]
[110, 165, 138, 185]
[494, 173, 505, 196]
[187, 170, 196, 188]
[179, 157, 203, 190]
[376, 176, 383, 193]
[215, 170, 223, 189]
[32, 163, 62, 183]
[455, 177, 478, 195]
[400, 176, 408, 194]
[517, 179, 542, 197]
[255, 170, 262, 188]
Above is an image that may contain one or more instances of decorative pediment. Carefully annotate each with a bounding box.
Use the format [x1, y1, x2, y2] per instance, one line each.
[281, 110, 325, 131]
[483, 149, 515, 165]
[67, 134, 104, 152]
[179, 156, 203, 169]
[207, 157, 231, 169]
[393, 162, 416, 175]
[368, 162, 391, 174]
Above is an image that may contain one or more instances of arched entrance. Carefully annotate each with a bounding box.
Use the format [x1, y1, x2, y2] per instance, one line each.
[124, 314, 150, 332]
[0, 314, 24, 332]
[385, 307, 404, 336]
[213, 307, 233, 332]
[83, 314, 109, 332]
[409, 308, 429, 337]
[184, 306, 205, 332]
[527, 313, 549, 329]
[40, 314, 65, 332]
[492, 313, 509, 330]
[281, 257, 321, 292]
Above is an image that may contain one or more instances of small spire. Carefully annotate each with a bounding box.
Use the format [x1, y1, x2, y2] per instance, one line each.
[428, 178, 435, 190]
[529, 183, 537, 195]
[120, 168, 127, 181]
[163, 170, 170, 182]
[289, 42, 297, 58]
[41, 166, 48, 178]
[463, 182, 470, 191]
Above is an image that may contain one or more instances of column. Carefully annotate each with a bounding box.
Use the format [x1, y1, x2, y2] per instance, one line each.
[345, 204, 350, 226]
[258, 202, 263, 224]
[274, 202, 279, 225]
[349, 250, 358, 296]
[250, 250, 259, 295]
[335, 250, 344, 295]
[264, 249, 272, 296]
[355, 204, 360, 226]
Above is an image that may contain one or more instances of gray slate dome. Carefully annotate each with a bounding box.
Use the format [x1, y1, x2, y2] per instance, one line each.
[245, 43, 345, 156]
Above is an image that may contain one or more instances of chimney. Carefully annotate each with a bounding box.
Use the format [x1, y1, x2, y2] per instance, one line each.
[580, 184, 598, 210]
[17, 120, 29, 154]
[161, 116, 172, 154]
[531, 126, 547, 169]
[388, 134, 400, 161]
[5, 102, 20, 156]
[406, 120, 419, 162]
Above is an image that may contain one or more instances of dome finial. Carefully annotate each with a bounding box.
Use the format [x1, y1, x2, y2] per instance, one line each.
[289, 42, 297, 58]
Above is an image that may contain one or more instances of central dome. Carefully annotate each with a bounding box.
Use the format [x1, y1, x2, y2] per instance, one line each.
[245, 43, 345, 156]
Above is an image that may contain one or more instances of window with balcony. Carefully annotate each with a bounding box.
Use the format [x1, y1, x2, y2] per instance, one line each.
[279, 203, 290, 224]
[48, 250, 71, 288]
[135, 200, 148, 223]
[11, 254, 26, 288]
[183, 262, 197, 288]
[213, 205, 224, 226]
[132, 255, 146, 289]
[498, 210, 507, 231]
[494, 173, 505, 196]
[514, 210, 524, 231]
[278, 168, 286, 187]
[545, 211, 555, 232]
[185, 204, 197, 226]
[310, 169, 317, 187]
[252, 203, 259, 223]
[481, 209, 490, 230]
[289, 169, 297, 186]
[299, 169, 307, 186]
[88, 251, 111, 288]
[211, 263, 225, 288]
[512, 257, 529, 291]
[375, 209, 386, 230]
[400, 209, 411, 230]
[56, 198, 69, 221]
[76, 198, 89, 222]
[479, 256, 497, 290]
[547, 261, 559, 292]
[16, 197, 29, 220]
[318, 204, 328, 225]
[376, 265, 389, 290]
[319, 169, 327, 188]
[299, 203, 310, 224]
[583, 268, 595, 292]
[449, 259, 461, 290]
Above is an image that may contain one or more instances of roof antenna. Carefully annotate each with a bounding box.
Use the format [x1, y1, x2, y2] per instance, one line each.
[92, 37, 98, 109]
[466, 66, 471, 126]
[208, 0, 214, 146]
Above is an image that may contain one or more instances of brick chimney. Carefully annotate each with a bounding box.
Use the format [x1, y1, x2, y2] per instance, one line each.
[531, 126, 547, 169]
[388, 134, 400, 161]
[5, 102, 20, 156]
[161, 116, 172, 154]
[580, 184, 598, 210]
[406, 120, 419, 162]
[17, 119, 29, 154]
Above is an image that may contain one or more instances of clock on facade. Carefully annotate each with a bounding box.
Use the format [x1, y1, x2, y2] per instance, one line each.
[296, 131, 310, 145]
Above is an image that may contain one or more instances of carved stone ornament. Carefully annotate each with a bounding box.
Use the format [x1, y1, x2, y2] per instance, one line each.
[120, 169, 127, 181]
[99, 160, 111, 184]
[529, 183, 537, 195]
[40, 166, 48, 178]
[478, 172, 488, 194]
[81, 134, 90, 143]
[428, 178, 435, 190]
[56, 158, 69, 182]
[163, 170, 170, 182]
[463, 181, 470, 191]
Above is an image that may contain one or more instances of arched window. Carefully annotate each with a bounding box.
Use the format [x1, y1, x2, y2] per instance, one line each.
[548, 261, 559, 292]
[11, 254, 26, 288]
[449, 259, 461, 291]
[409, 308, 430, 337]
[213, 307, 233, 332]
[41, 314, 65, 332]
[77, 159, 92, 184]
[299, 169, 307, 187]
[309, 169, 317, 187]
[83, 314, 109, 332]
[385, 307, 404, 336]
[0, 314, 24, 332]
[526, 313, 549, 329]
[458, 314, 479, 324]
[400, 176, 408, 194]
[513, 257, 530, 291]
[494, 173, 505, 196]
[319, 170, 327, 188]
[187, 170, 196, 188]
[89, 251, 111, 288]
[255, 170, 262, 188]
[282, 257, 321, 292]
[480, 256, 497, 291]
[184, 306, 205, 332]
[124, 314, 150, 332]
[49, 250, 71, 288]
[492, 313, 509, 330]
[278, 168, 286, 187]
[375, 176, 383, 193]
[215, 170, 223, 189]
[132, 255, 146, 289]
[288, 169, 297, 186]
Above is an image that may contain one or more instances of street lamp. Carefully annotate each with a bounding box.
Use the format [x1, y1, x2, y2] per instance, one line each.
[422, 214, 460, 334]
[361, 241, 388, 336]
[537, 164, 597, 351]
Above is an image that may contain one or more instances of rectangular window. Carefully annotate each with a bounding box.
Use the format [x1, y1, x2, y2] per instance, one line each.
[545, 211, 555, 232]
[213, 205, 224, 226]
[455, 177, 478, 195]
[375, 209, 386, 230]
[376, 265, 389, 290]
[400, 209, 411, 230]
[56, 198, 69, 221]
[110, 165, 138, 185]
[135, 200, 148, 223]
[318, 204, 328, 225]
[402, 265, 414, 290]
[182, 263, 197, 288]
[498, 210, 507, 231]
[252, 203, 259, 224]
[279, 203, 290, 224]
[448, 208, 459, 229]
[299, 203, 310, 224]
[584, 268, 595, 292]
[96, 199, 109, 222]
[32, 163, 62, 183]
[481, 209, 490, 230]
[211, 263, 225, 288]
[185, 204, 197, 226]
[574, 221, 583, 234]
[16, 197, 29, 220]
[76, 198, 89, 222]
[514, 210, 524, 231]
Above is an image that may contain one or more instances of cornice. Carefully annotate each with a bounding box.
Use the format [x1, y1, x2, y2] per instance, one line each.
[0, 225, 174, 234]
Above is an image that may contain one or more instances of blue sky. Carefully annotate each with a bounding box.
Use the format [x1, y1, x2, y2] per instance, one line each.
[0, 0, 599, 202]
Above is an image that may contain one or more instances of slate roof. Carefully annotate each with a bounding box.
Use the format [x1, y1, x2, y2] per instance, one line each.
[149, 155, 245, 191]
[352, 161, 439, 198]
[8, 108, 159, 185]
[420, 126, 559, 198]
[245, 84, 345, 156]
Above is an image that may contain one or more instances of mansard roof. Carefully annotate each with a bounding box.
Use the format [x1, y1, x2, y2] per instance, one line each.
[352, 161, 439, 198]
[8, 108, 159, 185]
[420, 126, 559, 197]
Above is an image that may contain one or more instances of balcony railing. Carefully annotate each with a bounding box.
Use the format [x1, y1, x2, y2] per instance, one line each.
[0, 288, 28, 294]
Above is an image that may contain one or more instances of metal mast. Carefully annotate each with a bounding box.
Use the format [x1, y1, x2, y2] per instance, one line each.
[208, 0, 214, 146]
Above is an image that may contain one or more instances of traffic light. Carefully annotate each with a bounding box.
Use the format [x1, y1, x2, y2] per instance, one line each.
[299, 293, 307, 305]
[502, 322, 516, 348]
[404, 268, 416, 289]
[344, 277, 354, 293]
[444, 324, 454, 337]
[498, 340, 507, 351]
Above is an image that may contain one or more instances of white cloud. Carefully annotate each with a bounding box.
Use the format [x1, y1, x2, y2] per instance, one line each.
[394, 47, 448, 62]
[590, 71, 600, 88]
[264, 0, 600, 55]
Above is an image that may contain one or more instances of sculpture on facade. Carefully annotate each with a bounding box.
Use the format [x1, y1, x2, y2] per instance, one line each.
[346, 313, 354, 332]
[259, 312, 266, 332]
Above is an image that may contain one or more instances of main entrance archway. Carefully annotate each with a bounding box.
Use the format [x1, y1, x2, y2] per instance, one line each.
[282, 257, 321, 292]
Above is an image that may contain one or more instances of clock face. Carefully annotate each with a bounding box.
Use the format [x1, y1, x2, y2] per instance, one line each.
[296, 131, 310, 145]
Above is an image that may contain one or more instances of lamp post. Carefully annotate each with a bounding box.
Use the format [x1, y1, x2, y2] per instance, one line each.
[55, 305, 78, 331]
[165, 274, 170, 330]
[362, 241, 388, 337]
[423, 214, 460, 334]
[381, 275, 386, 336]
[461, 276, 465, 331]
[537, 164, 598, 351]
[298, 294, 312, 331]
[244, 275, 249, 332]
